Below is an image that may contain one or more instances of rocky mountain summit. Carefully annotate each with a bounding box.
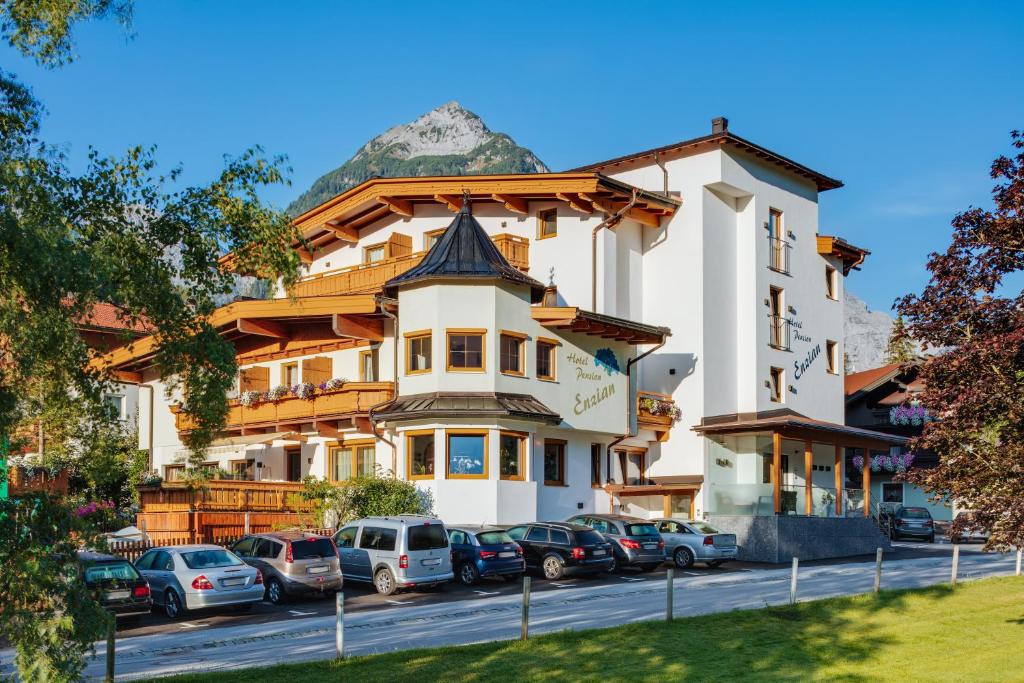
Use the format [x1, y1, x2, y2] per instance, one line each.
[844, 291, 895, 372]
[287, 101, 548, 215]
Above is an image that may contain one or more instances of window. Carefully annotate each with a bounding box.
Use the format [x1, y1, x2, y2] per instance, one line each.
[477, 530, 514, 545]
[254, 539, 280, 559]
[291, 537, 337, 559]
[767, 209, 788, 273]
[590, 444, 602, 487]
[405, 331, 432, 375]
[134, 552, 156, 570]
[447, 431, 488, 479]
[499, 431, 525, 480]
[448, 529, 468, 545]
[536, 338, 557, 380]
[364, 243, 385, 264]
[447, 329, 485, 371]
[618, 450, 646, 486]
[543, 440, 566, 486]
[826, 340, 838, 374]
[550, 529, 569, 545]
[358, 527, 397, 552]
[825, 266, 838, 300]
[181, 549, 242, 570]
[230, 460, 252, 480]
[104, 394, 126, 420]
[164, 464, 185, 481]
[425, 228, 446, 250]
[768, 287, 788, 350]
[334, 526, 357, 549]
[769, 367, 784, 403]
[882, 483, 904, 504]
[538, 208, 558, 239]
[506, 526, 527, 540]
[406, 431, 435, 480]
[408, 524, 449, 550]
[499, 332, 525, 376]
[330, 443, 376, 481]
[526, 527, 549, 542]
[231, 537, 255, 557]
[281, 362, 298, 387]
[359, 348, 379, 381]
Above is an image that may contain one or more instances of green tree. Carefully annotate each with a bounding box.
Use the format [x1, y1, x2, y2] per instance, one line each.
[301, 470, 432, 528]
[884, 314, 916, 364]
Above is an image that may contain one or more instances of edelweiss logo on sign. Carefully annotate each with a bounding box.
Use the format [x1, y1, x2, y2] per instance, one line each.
[595, 348, 621, 375]
[569, 349, 620, 416]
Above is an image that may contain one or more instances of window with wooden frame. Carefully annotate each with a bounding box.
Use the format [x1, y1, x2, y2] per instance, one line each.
[447, 430, 488, 479]
[499, 431, 526, 481]
[329, 441, 376, 482]
[406, 430, 435, 480]
[769, 366, 784, 403]
[826, 340, 839, 375]
[499, 331, 526, 376]
[164, 464, 185, 481]
[229, 459, 252, 480]
[537, 208, 558, 239]
[543, 440, 566, 486]
[825, 265, 838, 300]
[363, 243, 385, 264]
[359, 348, 379, 381]
[404, 330, 432, 375]
[424, 228, 446, 250]
[536, 338, 558, 381]
[590, 443, 602, 488]
[281, 362, 299, 387]
[617, 448, 646, 486]
[447, 329, 485, 371]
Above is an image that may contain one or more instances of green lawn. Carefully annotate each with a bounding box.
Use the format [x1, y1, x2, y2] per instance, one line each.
[150, 576, 1024, 683]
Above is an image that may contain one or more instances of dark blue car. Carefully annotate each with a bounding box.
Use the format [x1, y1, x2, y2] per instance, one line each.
[447, 525, 525, 586]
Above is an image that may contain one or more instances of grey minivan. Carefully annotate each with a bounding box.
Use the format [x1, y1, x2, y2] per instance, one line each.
[566, 514, 665, 572]
[333, 515, 454, 595]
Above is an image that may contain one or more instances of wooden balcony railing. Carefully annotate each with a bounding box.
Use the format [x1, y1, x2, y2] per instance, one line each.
[7, 467, 70, 496]
[637, 391, 679, 442]
[173, 381, 395, 433]
[290, 233, 530, 298]
[138, 479, 315, 513]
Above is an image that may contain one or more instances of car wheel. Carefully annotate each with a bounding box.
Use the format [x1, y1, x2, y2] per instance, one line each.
[927, 534, 935, 544]
[164, 589, 186, 620]
[640, 563, 660, 572]
[374, 568, 397, 596]
[542, 555, 565, 580]
[458, 563, 480, 586]
[266, 578, 286, 605]
[606, 554, 619, 574]
[707, 560, 723, 568]
[673, 547, 695, 569]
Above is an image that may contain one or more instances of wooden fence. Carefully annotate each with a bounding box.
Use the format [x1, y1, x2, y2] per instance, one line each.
[107, 527, 336, 561]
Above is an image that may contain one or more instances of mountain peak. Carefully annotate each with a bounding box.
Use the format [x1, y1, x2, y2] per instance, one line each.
[288, 103, 549, 216]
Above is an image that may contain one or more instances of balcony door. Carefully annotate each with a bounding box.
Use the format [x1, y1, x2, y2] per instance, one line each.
[286, 448, 302, 482]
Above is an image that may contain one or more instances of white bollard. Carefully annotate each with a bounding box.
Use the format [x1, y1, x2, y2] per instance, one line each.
[1016, 549, 1022, 577]
[244, 511, 251, 535]
[951, 544, 959, 588]
[789, 557, 799, 605]
[335, 591, 344, 660]
[874, 547, 883, 595]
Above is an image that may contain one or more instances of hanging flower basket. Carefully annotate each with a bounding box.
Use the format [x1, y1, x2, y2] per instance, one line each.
[639, 397, 682, 421]
[890, 403, 931, 426]
[318, 377, 348, 391]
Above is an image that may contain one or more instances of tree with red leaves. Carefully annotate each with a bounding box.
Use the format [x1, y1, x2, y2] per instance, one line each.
[897, 131, 1024, 551]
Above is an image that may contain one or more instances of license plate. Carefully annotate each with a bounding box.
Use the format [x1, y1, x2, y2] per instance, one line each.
[593, 549, 606, 556]
[643, 543, 658, 550]
[499, 551, 515, 558]
[221, 578, 245, 587]
[106, 590, 130, 600]
[421, 557, 441, 566]
[307, 565, 329, 574]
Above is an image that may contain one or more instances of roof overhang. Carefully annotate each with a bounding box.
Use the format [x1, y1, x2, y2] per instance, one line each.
[531, 307, 670, 345]
[694, 409, 907, 449]
[605, 475, 704, 497]
[209, 431, 308, 448]
[571, 131, 843, 192]
[817, 235, 869, 275]
[221, 173, 681, 273]
[371, 392, 561, 425]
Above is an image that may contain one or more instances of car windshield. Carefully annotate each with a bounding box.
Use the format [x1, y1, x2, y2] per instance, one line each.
[624, 523, 659, 536]
[180, 549, 243, 569]
[688, 522, 721, 535]
[84, 562, 140, 584]
[476, 530, 514, 545]
[575, 530, 605, 546]
[408, 524, 448, 550]
[900, 508, 931, 519]
[291, 538, 335, 560]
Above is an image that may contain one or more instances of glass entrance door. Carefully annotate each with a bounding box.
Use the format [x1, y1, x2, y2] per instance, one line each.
[667, 494, 692, 519]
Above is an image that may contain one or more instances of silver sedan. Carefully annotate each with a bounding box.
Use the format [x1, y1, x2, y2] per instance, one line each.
[653, 519, 738, 569]
[134, 544, 264, 619]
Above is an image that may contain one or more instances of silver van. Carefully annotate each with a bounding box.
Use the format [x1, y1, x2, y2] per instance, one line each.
[333, 515, 454, 595]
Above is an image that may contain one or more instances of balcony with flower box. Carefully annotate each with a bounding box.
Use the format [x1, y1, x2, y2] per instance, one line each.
[637, 391, 681, 442]
[172, 381, 395, 435]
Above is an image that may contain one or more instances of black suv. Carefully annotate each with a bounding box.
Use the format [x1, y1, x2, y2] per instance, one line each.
[506, 522, 614, 580]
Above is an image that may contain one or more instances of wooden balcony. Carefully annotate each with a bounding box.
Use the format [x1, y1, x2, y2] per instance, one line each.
[290, 233, 529, 298]
[139, 479, 314, 513]
[637, 391, 679, 442]
[173, 381, 395, 434]
[7, 467, 70, 496]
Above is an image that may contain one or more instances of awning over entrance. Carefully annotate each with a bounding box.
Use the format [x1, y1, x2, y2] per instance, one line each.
[604, 476, 703, 519]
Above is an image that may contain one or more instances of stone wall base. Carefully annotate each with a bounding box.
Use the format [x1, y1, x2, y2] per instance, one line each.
[706, 514, 892, 564]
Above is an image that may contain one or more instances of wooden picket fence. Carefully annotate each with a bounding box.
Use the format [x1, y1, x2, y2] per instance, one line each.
[106, 527, 336, 561]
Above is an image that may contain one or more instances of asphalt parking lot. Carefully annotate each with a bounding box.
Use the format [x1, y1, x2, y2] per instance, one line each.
[116, 539, 971, 639]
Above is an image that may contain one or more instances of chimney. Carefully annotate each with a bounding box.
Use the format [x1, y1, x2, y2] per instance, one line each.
[712, 116, 729, 134]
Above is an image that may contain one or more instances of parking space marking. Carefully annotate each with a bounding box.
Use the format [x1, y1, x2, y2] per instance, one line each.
[178, 622, 204, 629]
[386, 599, 413, 605]
[618, 577, 645, 582]
[288, 610, 316, 616]
[551, 583, 573, 588]
[473, 590, 500, 596]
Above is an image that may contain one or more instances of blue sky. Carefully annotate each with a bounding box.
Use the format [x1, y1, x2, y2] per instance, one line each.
[3, 1, 1022, 313]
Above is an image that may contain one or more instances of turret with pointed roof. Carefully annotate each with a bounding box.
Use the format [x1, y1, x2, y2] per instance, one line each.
[383, 194, 545, 302]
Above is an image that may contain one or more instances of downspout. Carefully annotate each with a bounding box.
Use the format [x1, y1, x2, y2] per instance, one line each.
[605, 337, 667, 492]
[591, 189, 640, 312]
[369, 296, 399, 477]
[653, 153, 669, 196]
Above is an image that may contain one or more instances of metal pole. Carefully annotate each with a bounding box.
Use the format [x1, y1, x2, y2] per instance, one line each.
[1016, 549, 1022, 577]
[335, 591, 344, 660]
[105, 618, 115, 683]
[244, 511, 250, 535]
[873, 547, 883, 595]
[789, 557, 799, 605]
[520, 576, 531, 640]
[666, 567, 674, 621]
[951, 544, 959, 588]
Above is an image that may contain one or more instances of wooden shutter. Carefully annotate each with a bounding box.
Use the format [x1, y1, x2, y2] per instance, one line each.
[302, 356, 333, 386]
[386, 233, 413, 259]
[239, 366, 269, 392]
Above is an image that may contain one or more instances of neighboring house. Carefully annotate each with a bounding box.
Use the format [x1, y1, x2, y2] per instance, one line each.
[92, 117, 902, 554]
[844, 362, 951, 521]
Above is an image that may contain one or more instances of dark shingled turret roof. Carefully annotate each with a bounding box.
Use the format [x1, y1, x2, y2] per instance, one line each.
[383, 196, 545, 302]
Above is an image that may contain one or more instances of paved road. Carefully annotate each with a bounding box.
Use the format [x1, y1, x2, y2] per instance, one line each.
[1, 541, 1014, 681]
